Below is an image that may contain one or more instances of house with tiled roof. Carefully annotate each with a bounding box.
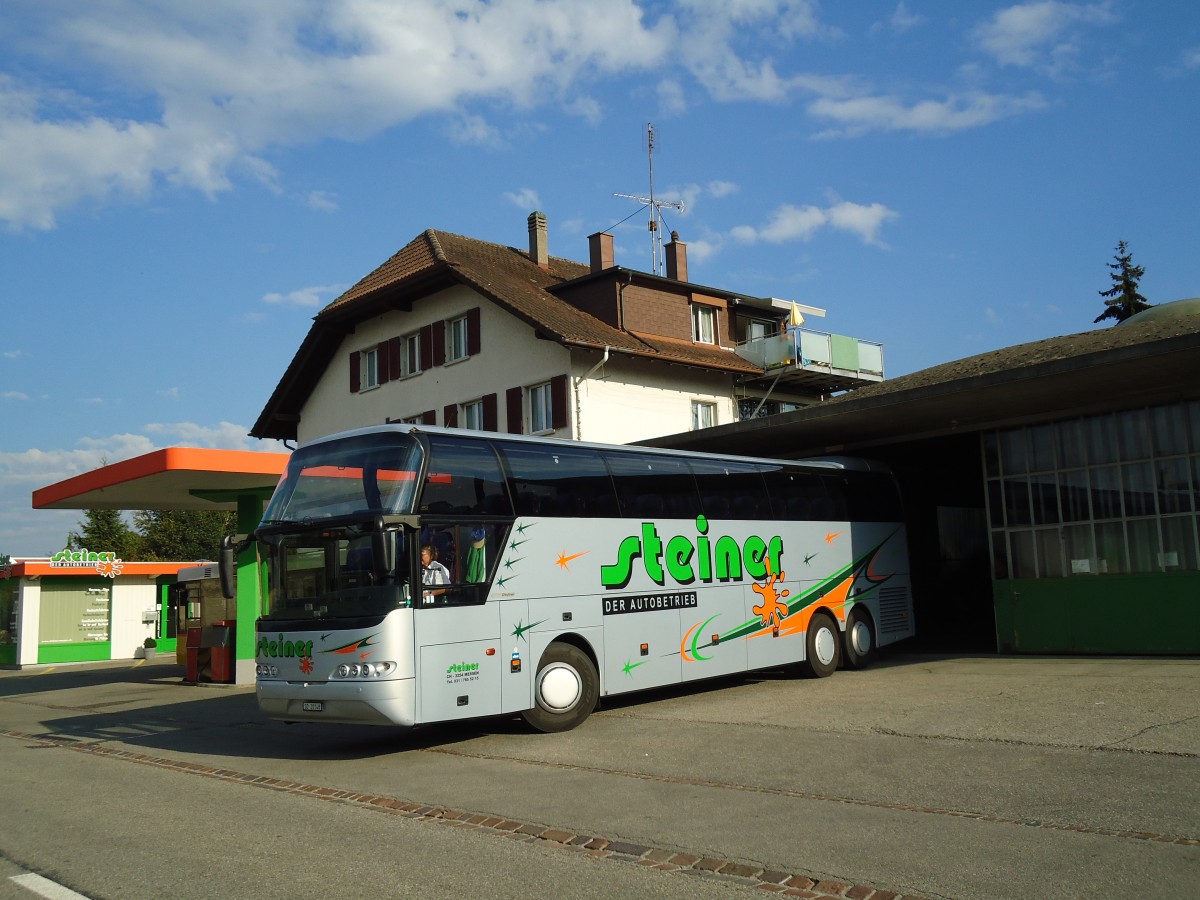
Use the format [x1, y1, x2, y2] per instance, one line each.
[251, 213, 884, 445]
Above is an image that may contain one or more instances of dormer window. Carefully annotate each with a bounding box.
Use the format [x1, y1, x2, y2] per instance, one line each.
[692, 304, 715, 344]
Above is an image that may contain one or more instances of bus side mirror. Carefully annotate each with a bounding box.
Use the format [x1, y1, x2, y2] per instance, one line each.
[373, 516, 395, 581]
[219, 534, 245, 600]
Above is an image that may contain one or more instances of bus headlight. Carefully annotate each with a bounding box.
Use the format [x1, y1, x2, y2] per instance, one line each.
[333, 661, 396, 679]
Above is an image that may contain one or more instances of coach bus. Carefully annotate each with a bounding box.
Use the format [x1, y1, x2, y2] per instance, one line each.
[223, 424, 913, 732]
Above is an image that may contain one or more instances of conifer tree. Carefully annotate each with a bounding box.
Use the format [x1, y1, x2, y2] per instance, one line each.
[1094, 240, 1151, 324]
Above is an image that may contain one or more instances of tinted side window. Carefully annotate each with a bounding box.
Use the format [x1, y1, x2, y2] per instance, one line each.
[688, 459, 772, 520]
[420, 437, 512, 516]
[841, 471, 904, 522]
[762, 468, 847, 521]
[604, 452, 702, 519]
[498, 443, 616, 517]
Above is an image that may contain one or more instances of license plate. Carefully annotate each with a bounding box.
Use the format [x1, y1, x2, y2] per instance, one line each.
[302, 701, 324, 712]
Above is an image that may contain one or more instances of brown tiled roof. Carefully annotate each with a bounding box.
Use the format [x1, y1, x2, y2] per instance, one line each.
[319, 230, 764, 366]
[252, 227, 763, 439]
[629, 332, 762, 375]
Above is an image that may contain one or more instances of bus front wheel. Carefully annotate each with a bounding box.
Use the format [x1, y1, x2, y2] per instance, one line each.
[800, 612, 840, 678]
[522, 643, 599, 733]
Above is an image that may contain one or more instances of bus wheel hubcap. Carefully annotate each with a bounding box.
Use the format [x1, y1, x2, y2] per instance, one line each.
[851, 621, 872, 655]
[814, 627, 836, 666]
[538, 663, 582, 713]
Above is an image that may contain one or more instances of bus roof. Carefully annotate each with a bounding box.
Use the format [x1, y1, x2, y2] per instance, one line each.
[295, 423, 892, 475]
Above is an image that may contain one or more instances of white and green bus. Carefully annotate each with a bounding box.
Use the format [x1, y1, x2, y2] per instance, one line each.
[226, 424, 914, 732]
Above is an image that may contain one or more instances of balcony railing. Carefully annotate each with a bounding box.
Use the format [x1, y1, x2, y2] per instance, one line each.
[734, 327, 884, 392]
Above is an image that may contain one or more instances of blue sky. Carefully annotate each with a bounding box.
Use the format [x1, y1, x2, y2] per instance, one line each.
[2, 0, 1198, 557]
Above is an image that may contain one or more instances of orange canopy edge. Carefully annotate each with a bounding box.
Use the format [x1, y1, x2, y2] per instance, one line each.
[32, 447, 290, 511]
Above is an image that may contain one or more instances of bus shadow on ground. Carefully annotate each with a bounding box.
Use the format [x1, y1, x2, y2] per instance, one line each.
[20, 647, 956, 761]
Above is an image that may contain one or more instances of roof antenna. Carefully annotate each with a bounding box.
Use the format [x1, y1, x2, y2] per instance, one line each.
[614, 123, 685, 276]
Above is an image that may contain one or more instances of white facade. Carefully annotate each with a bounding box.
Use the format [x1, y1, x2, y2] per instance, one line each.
[298, 284, 738, 447]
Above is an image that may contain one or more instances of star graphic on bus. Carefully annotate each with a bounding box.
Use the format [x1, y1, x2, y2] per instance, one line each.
[497, 575, 516, 587]
[622, 659, 647, 677]
[515, 522, 534, 535]
[555, 550, 588, 571]
[503, 556, 524, 570]
[299, 657, 314, 674]
[803, 552, 818, 565]
[511, 619, 544, 642]
[509, 537, 529, 551]
[825, 531, 842, 544]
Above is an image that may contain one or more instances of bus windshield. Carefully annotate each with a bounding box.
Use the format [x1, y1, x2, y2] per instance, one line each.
[263, 432, 423, 523]
[261, 522, 411, 621]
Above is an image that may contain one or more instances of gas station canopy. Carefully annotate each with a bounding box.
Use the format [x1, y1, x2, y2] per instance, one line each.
[32, 447, 290, 511]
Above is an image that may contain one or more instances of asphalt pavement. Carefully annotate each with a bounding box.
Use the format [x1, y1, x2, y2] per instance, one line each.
[0, 651, 1196, 899]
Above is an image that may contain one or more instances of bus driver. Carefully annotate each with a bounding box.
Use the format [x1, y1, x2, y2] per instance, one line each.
[420, 544, 450, 602]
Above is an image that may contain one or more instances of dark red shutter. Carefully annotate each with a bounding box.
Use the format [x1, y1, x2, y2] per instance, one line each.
[420, 325, 434, 371]
[467, 307, 481, 356]
[376, 341, 390, 385]
[388, 336, 402, 380]
[482, 393, 498, 432]
[551, 374, 568, 429]
[506, 387, 523, 434]
[422, 409, 436, 425]
[350, 351, 360, 393]
[432, 320, 446, 367]
[443, 404, 458, 428]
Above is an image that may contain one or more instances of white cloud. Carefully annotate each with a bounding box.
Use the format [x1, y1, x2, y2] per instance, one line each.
[503, 188, 542, 210]
[973, 2, 1119, 75]
[1182, 46, 1200, 70]
[0, 424, 286, 556]
[262, 284, 344, 307]
[447, 113, 503, 147]
[707, 180, 738, 198]
[3, 350, 23, 359]
[3, 391, 30, 400]
[732, 198, 898, 247]
[0, 1, 675, 230]
[157, 387, 180, 400]
[0, 0, 1066, 230]
[657, 78, 688, 116]
[809, 91, 1048, 138]
[565, 96, 604, 126]
[306, 190, 338, 212]
[890, 3, 924, 33]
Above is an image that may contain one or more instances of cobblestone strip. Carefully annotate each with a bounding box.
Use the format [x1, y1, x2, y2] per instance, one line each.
[424, 744, 1200, 846]
[2, 729, 926, 898]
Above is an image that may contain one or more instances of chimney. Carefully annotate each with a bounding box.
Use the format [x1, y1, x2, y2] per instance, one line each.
[588, 231, 614, 273]
[527, 211, 549, 268]
[665, 231, 688, 282]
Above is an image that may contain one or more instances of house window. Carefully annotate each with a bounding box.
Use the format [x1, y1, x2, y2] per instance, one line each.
[403, 333, 421, 376]
[529, 382, 554, 433]
[461, 399, 484, 430]
[692, 304, 715, 344]
[448, 316, 469, 362]
[362, 347, 380, 389]
[692, 400, 716, 431]
[742, 318, 773, 342]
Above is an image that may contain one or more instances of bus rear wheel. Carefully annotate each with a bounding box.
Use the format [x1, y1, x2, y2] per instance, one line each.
[842, 608, 876, 670]
[521, 643, 599, 733]
[800, 611, 840, 678]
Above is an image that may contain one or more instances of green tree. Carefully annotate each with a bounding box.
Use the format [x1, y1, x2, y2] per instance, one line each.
[133, 509, 236, 561]
[1094, 240, 1151, 324]
[67, 509, 142, 559]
